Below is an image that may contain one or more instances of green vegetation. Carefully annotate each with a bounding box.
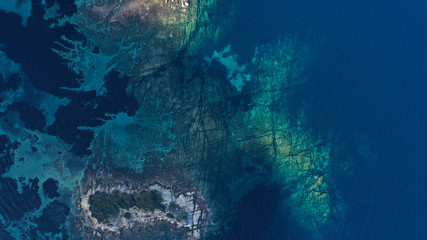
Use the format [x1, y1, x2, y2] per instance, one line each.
[168, 202, 188, 222]
[123, 212, 132, 219]
[88, 190, 165, 223]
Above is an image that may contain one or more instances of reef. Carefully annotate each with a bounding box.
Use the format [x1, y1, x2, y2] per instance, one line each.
[62, 6, 345, 237]
[0, 0, 352, 239]
[71, 35, 344, 238]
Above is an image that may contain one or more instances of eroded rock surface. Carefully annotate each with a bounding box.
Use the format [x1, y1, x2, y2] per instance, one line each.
[75, 165, 211, 239]
[70, 0, 217, 76]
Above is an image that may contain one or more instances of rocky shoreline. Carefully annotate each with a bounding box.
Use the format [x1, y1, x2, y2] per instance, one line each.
[74, 167, 211, 239]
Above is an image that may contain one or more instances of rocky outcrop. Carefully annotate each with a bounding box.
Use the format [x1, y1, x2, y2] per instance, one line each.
[69, 0, 221, 77]
[48, 1, 349, 238]
[75, 168, 210, 239]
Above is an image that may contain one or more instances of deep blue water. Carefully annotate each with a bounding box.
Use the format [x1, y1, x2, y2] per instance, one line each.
[227, 0, 427, 239]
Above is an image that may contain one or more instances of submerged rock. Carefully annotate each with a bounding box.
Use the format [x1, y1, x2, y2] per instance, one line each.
[42, 178, 60, 199]
[36, 200, 70, 234]
[0, 1, 352, 239]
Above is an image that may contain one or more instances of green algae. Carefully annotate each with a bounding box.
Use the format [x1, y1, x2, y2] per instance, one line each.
[123, 212, 132, 219]
[167, 202, 188, 222]
[88, 190, 165, 223]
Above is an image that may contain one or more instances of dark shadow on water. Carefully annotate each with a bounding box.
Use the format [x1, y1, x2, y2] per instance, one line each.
[223, 183, 307, 240]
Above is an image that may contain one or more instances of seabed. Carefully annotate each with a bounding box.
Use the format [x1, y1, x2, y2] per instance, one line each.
[0, 0, 353, 239]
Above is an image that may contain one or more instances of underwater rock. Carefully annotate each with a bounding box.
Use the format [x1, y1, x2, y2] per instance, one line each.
[0, 1, 352, 239]
[0, 134, 18, 175]
[0, 177, 41, 221]
[229, 38, 335, 233]
[42, 178, 60, 199]
[36, 200, 70, 234]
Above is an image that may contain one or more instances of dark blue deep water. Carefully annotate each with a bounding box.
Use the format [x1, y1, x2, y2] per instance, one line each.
[227, 0, 427, 239]
[0, 0, 426, 239]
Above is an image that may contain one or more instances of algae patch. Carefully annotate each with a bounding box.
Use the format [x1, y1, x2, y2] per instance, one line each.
[88, 190, 165, 224]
